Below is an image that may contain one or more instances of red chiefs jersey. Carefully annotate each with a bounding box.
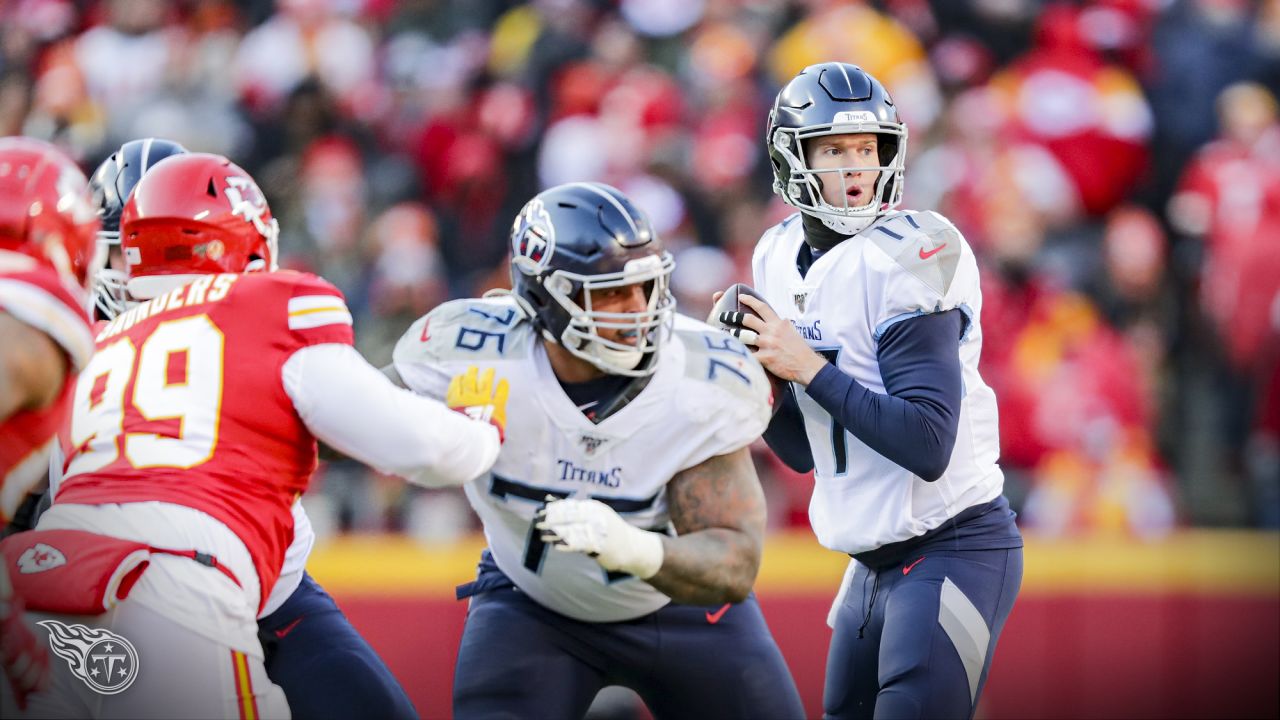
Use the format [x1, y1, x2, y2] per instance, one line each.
[0, 259, 94, 522]
[56, 270, 353, 608]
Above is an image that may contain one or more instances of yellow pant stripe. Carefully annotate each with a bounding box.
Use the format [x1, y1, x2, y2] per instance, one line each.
[231, 650, 257, 720]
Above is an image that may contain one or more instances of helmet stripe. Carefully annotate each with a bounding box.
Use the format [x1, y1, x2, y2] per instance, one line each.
[139, 137, 153, 173]
[568, 182, 639, 236]
[837, 63, 852, 93]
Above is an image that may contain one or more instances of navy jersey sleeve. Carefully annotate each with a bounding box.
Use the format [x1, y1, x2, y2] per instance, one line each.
[803, 310, 964, 481]
[762, 383, 815, 473]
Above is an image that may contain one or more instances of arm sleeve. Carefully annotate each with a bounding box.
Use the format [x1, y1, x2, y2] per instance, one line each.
[282, 343, 500, 488]
[761, 384, 814, 473]
[803, 310, 963, 482]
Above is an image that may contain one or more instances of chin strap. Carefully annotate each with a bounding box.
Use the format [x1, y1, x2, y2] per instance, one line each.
[585, 371, 651, 424]
[801, 212, 853, 252]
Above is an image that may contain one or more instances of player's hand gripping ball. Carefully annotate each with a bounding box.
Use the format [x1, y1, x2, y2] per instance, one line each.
[709, 283, 789, 412]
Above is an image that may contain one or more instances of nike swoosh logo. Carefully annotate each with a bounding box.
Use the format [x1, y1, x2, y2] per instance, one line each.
[705, 603, 732, 624]
[902, 557, 925, 576]
[918, 244, 947, 260]
[273, 617, 305, 639]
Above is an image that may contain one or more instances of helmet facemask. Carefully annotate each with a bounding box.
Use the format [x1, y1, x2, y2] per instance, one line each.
[538, 252, 676, 377]
[88, 137, 192, 311]
[771, 114, 908, 236]
[89, 228, 130, 319]
[94, 266, 130, 319]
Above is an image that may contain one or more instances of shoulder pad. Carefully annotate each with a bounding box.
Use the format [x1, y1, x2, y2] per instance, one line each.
[280, 270, 344, 297]
[759, 213, 803, 248]
[0, 261, 94, 370]
[671, 315, 772, 411]
[866, 211, 963, 296]
[394, 296, 533, 366]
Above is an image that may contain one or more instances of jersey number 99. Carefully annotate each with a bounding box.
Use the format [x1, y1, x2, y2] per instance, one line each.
[66, 316, 226, 476]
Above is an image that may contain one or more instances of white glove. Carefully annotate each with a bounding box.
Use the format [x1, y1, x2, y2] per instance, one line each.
[535, 498, 665, 580]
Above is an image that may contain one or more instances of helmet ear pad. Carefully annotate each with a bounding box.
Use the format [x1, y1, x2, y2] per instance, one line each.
[876, 134, 900, 203]
[516, 268, 575, 342]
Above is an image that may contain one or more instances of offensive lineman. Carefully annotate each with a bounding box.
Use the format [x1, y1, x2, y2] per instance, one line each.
[719, 62, 1024, 719]
[389, 182, 804, 719]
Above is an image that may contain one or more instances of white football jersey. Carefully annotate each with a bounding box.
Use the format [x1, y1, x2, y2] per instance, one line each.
[393, 296, 772, 622]
[752, 211, 1004, 555]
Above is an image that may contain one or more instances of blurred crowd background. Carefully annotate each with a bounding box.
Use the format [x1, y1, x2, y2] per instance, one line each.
[5, 0, 1278, 539]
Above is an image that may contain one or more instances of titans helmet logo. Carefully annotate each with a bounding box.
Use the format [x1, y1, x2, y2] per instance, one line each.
[511, 198, 555, 272]
[38, 620, 140, 695]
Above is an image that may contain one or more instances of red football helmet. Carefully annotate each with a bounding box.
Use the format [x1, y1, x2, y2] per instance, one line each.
[0, 136, 101, 289]
[120, 152, 279, 299]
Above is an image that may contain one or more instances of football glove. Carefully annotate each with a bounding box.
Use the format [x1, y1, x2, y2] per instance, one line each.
[1, 594, 48, 710]
[446, 366, 510, 442]
[708, 283, 769, 348]
[535, 498, 665, 580]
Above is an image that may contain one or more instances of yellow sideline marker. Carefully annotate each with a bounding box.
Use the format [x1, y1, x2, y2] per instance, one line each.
[306, 530, 1280, 597]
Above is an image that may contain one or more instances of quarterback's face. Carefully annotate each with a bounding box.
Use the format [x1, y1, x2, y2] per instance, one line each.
[586, 282, 649, 346]
[805, 133, 880, 210]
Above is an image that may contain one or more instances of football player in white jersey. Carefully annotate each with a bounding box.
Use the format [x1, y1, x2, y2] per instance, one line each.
[389, 182, 804, 720]
[716, 62, 1024, 719]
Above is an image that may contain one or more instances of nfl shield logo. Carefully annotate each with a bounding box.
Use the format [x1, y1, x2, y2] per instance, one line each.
[579, 434, 607, 456]
[793, 292, 807, 313]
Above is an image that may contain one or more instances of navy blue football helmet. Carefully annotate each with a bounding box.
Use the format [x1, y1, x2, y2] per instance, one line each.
[88, 137, 188, 318]
[509, 182, 675, 377]
[768, 62, 907, 235]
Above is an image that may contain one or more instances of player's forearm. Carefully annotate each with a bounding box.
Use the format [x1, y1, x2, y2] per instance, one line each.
[805, 364, 955, 481]
[401, 411, 501, 488]
[654, 447, 767, 604]
[647, 528, 761, 605]
[0, 313, 67, 421]
[805, 311, 963, 481]
[283, 344, 500, 487]
[762, 384, 814, 473]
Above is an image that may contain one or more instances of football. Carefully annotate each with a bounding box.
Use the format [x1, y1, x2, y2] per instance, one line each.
[709, 283, 771, 331]
[709, 283, 790, 413]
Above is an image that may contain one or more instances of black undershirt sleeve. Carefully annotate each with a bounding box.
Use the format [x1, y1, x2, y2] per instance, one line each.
[798, 309, 965, 481]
